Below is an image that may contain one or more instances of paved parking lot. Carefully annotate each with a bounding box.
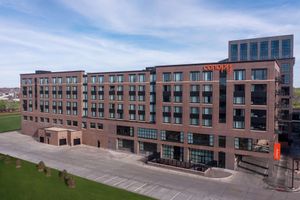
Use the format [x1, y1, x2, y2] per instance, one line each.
[0, 131, 299, 200]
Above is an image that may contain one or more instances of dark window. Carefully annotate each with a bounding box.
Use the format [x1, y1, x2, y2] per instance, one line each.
[219, 71, 227, 123]
[240, 43, 248, 61]
[251, 84, 267, 105]
[251, 110, 267, 131]
[250, 42, 258, 60]
[230, 44, 238, 61]
[252, 69, 267, 80]
[218, 136, 226, 148]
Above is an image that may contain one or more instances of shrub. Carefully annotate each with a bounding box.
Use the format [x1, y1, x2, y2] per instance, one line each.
[36, 161, 45, 172]
[16, 159, 21, 168]
[0, 154, 4, 160]
[66, 176, 76, 188]
[4, 155, 11, 164]
[58, 169, 68, 180]
[44, 167, 51, 177]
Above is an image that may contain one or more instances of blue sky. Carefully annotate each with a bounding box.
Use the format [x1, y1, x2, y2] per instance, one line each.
[0, 0, 299, 87]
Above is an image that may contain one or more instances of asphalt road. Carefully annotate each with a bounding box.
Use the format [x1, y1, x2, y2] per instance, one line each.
[0, 131, 299, 200]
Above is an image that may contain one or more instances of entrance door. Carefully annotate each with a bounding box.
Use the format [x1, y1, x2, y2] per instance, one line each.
[47, 138, 49, 144]
[218, 152, 226, 168]
[73, 138, 81, 145]
[39, 136, 44, 143]
[59, 138, 67, 146]
[173, 146, 182, 161]
[97, 140, 100, 148]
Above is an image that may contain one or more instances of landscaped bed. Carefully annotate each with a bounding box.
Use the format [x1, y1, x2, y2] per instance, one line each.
[0, 154, 154, 200]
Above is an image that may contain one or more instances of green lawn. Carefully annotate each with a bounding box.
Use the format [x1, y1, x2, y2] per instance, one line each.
[0, 113, 21, 133]
[0, 154, 154, 200]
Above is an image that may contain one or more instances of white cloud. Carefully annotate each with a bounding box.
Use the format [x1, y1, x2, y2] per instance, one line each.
[0, 0, 299, 87]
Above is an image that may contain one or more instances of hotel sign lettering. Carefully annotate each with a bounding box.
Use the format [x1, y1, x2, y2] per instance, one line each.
[203, 64, 233, 72]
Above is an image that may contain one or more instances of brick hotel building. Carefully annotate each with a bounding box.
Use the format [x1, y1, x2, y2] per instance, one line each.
[20, 35, 294, 170]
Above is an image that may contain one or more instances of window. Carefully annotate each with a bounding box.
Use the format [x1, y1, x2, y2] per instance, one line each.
[173, 72, 183, 82]
[234, 70, 245, 80]
[252, 69, 267, 80]
[250, 42, 258, 60]
[98, 75, 104, 83]
[109, 75, 115, 83]
[234, 138, 252, 151]
[251, 109, 267, 131]
[271, 40, 279, 59]
[117, 75, 123, 83]
[190, 85, 200, 103]
[91, 76, 97, 83]
[233, 84, 245, 104]
[163, 106, 171, 123]
[190, 107, 199, 125]
[240, 43, 248, 61]
[219, 136, 226, 148]
[281, 63, 290, 73]
[189, 149, 213, 164]
[97, 123, 103, 129]
[138, 74, 146, 82]
[282, 39, 291, 58]
[137, 128, 157, 140]
[161, 130, 184, 143]
[187, 133, 214, 146]
[190, 71, 200, 81]
[90, 122, 96, 129]
[281, 74, 290, 84]
[251, 84, 267, 105]
[174, 106, 182, 124]
[260, 41, 269, 59]
[150, 74, 156, 82]
[163, 73, 171, 82]
[233, 109, 245, 129]
[173, 85, 182, 103]
[230, 44, 238, 61]
[129, 74, 136, 82]
[203, 71, 212, 81]
[202, 108, 212, 127]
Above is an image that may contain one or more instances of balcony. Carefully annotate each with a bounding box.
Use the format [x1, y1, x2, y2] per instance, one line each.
[173, 112, 182, 118]
[173, 91, 182, 96]
[109, 91, 115, 95]
[163, 112, 171, 117]
[138, 91, 145, 96]
[98, 91, 104, 95]
[129, 91, 136, 95]
[202, 114, 212, 120]
[129, 110, 136, 114]
[202, 91, 212, 96]
[234, 91, 245, 97]
[190, 91, 199, 96]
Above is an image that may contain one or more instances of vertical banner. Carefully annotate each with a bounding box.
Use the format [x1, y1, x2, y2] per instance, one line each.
[274, 143, 281, 161]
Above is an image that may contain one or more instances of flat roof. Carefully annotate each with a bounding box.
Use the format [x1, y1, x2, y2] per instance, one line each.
[229, 34, 293, 43]
[20, 57, 295, 76]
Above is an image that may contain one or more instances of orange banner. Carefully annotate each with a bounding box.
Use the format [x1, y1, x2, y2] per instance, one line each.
[274, 143, 281, 160]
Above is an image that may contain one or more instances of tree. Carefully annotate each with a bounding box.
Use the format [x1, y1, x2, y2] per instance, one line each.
[0, 100, 6, 112]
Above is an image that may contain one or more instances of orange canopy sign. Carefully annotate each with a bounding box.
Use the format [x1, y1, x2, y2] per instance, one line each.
[274, 143, 281, 161]
[203, 64, 233, 72]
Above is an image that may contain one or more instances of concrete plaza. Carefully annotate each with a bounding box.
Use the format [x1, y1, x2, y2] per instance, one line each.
[0, 131, 299, 200]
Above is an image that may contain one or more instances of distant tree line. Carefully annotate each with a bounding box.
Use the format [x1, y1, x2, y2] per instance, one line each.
[0, 100, 19, 112]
